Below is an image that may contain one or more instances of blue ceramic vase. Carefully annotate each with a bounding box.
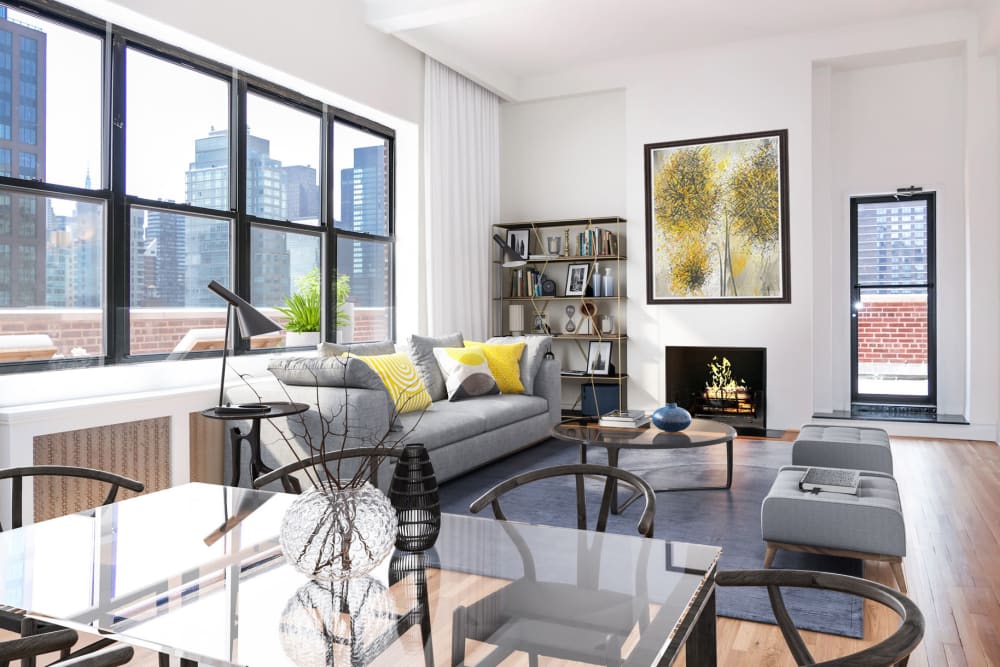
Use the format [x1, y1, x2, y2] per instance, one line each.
[651, 402, 692, 432]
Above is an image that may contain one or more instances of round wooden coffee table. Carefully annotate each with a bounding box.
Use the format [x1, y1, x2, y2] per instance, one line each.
[551, 418, 737, 513]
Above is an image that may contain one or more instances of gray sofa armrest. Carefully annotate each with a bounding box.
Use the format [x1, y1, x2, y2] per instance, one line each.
[533, 357, 562, 427]
[271, 384, 394, 453]
[224, 383, 395, 489]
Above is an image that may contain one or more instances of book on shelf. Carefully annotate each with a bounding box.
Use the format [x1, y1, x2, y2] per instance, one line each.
[574, 226, 619, 257]
[798, 467, 861, 495]
[510, 267, 544, 297]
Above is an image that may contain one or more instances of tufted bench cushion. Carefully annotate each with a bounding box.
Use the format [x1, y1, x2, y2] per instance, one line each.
[761, 465, 907, 591]
[792, 424, 893, 475]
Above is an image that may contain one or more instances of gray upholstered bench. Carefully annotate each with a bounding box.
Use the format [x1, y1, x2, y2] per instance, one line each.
[761, 465, 907, 592]
[792, 424, 893, 474]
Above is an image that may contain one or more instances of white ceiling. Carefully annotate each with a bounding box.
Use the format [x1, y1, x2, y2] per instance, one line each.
[366, 0, 997, 100]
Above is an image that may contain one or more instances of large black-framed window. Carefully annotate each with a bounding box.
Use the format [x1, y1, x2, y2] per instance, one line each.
[850, 192, 936, 406]
[0, 0, 395, 373]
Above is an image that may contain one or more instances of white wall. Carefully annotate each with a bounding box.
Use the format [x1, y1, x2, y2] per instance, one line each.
[500, 90, 626, 221]
[0, 0, 426, 409]
[821, 55, 967, 416]
[500, 10, 999, 438]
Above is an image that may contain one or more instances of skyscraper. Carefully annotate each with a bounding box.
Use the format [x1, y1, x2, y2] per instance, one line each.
[140, 208, 187, 307]
[338, 145, 387, 308]
[185, 129, 290, 307]
[283, 164, 319, 221]
[0, 8, 46, 307]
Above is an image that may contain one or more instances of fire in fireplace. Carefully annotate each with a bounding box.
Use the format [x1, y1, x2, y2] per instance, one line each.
[665, 346, 767, 436]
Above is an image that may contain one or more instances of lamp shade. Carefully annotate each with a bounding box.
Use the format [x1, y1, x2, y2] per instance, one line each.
[208, 280, 282, 338]
[509, 304, 525, 335]
[491, 234, 527, 268]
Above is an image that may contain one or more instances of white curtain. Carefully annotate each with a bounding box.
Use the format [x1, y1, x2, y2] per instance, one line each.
[424, 57, 500, 341]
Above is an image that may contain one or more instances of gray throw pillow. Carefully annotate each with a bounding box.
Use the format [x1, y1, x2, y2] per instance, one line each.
[407, 332, 464, 402]
[487, 335, 552, 395]
[317, 340, 396, 357]
[268, 356, 385, 390]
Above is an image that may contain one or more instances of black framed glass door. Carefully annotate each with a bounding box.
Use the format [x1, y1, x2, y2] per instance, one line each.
[850, 193, 936, 406]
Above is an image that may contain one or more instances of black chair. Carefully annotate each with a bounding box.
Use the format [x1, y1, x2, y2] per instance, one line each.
[0, 465, 143, 666]
[453, 464, 657, 666]
[716, 569, 925, 666]
[0, 628, 134, 667]
[0, 465, 145, 532]
[252, 447, 400, 493]
[469, 463, 656, 537]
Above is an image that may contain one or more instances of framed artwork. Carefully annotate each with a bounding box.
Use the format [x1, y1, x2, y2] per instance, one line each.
[565, 263, 589, 297]
[644, 129, 790, 304]
[507, 229, 529, 260]
[587, 340, 612, 376]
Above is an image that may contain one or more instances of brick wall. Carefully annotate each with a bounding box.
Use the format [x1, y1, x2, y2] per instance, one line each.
[0, 307, 390, 359]
[857, 295, 928, 364]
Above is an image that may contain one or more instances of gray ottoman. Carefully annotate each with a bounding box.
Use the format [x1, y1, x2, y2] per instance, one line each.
[792, 424, 893, 474]
[761, 465, 907, 592]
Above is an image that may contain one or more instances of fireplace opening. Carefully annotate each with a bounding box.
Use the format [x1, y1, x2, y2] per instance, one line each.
[665, 346, 766, 436]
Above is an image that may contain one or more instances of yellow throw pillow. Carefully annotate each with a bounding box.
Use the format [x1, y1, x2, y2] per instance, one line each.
[464, 341, 526, 394]
[347, 352, 433, 414]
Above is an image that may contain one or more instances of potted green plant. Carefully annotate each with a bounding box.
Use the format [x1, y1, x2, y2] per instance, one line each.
[277, 269, 321, 347]
[278, 270, 352, 347]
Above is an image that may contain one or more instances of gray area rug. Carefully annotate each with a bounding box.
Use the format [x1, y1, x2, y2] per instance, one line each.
[438, 437, 863, 638]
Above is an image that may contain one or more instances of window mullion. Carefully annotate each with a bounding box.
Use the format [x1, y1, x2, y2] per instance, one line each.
[107, 31, 127, 363]
[232, 73, 250, 354]
[322, 109, 335, 342]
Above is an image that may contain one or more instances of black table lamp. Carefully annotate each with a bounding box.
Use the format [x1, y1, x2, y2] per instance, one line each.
[208, 280, 282, 414]
[492, 234, 527, 268]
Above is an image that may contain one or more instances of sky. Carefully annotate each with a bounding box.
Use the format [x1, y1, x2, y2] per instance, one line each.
[10, 6, 382, 219]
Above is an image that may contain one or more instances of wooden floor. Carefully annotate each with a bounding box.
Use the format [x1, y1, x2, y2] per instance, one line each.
[11, 435, 1000, 666]
[704, 434, 1000, 667]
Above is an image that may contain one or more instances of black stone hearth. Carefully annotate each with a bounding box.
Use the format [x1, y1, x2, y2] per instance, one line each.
[666, 346, 767, 436]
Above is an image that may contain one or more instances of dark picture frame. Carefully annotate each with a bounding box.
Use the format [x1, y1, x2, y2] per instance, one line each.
[644, 129, 790, 304]
[565, 263, 589, 297]
[587, 340, 612, 376]
[507, 229, 529, 260]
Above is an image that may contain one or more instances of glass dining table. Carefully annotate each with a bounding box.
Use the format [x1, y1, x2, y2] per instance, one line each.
[0, 483, 721, 666]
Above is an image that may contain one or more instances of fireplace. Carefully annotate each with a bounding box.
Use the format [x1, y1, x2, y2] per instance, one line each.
[665, 346, 766, 436]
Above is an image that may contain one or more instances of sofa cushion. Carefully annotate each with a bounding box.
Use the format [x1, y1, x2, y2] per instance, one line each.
[407, 332, 464, 401]
[349, 352, 433, 414]
[473, 394, 550, 431]
[433, 346, 500, 401]
[267, 356, 385, 389]
[392, 401, 489, 450]
[487, 335, 552, 395]
[317, 340, 396, 357]
[464, 340, 526, 394]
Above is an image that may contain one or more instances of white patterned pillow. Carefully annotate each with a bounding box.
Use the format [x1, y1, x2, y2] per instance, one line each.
[433, 347, 500, 401]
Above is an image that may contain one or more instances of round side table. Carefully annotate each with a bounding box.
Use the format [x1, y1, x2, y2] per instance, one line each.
[201, 401, 308, 492]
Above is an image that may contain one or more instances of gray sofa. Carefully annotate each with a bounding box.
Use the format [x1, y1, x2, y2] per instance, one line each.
[225, 335, 561, 490]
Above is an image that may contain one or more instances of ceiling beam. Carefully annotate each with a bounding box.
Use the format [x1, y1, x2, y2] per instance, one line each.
[365, 0, 537, 34]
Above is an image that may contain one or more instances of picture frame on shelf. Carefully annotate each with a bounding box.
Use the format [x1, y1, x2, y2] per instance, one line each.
[507, 229, 529, 260]
[587, 340, 612, 376]
[644, 129, 790, 304]
[565, 263, 589, 297]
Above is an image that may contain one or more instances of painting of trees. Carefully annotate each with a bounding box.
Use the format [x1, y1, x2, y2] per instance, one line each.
[644, 130, 789, 303]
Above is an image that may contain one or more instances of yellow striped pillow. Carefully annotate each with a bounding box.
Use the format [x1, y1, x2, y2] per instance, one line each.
[347, 352, 433, 414]
[464, 341, 526, 394]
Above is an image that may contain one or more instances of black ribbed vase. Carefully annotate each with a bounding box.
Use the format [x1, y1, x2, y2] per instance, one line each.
[389, 443, 441, 552]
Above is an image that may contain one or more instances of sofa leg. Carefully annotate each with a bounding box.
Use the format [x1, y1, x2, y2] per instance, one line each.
[889, 559, 907, 594]
[763, 544, 777, 569]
